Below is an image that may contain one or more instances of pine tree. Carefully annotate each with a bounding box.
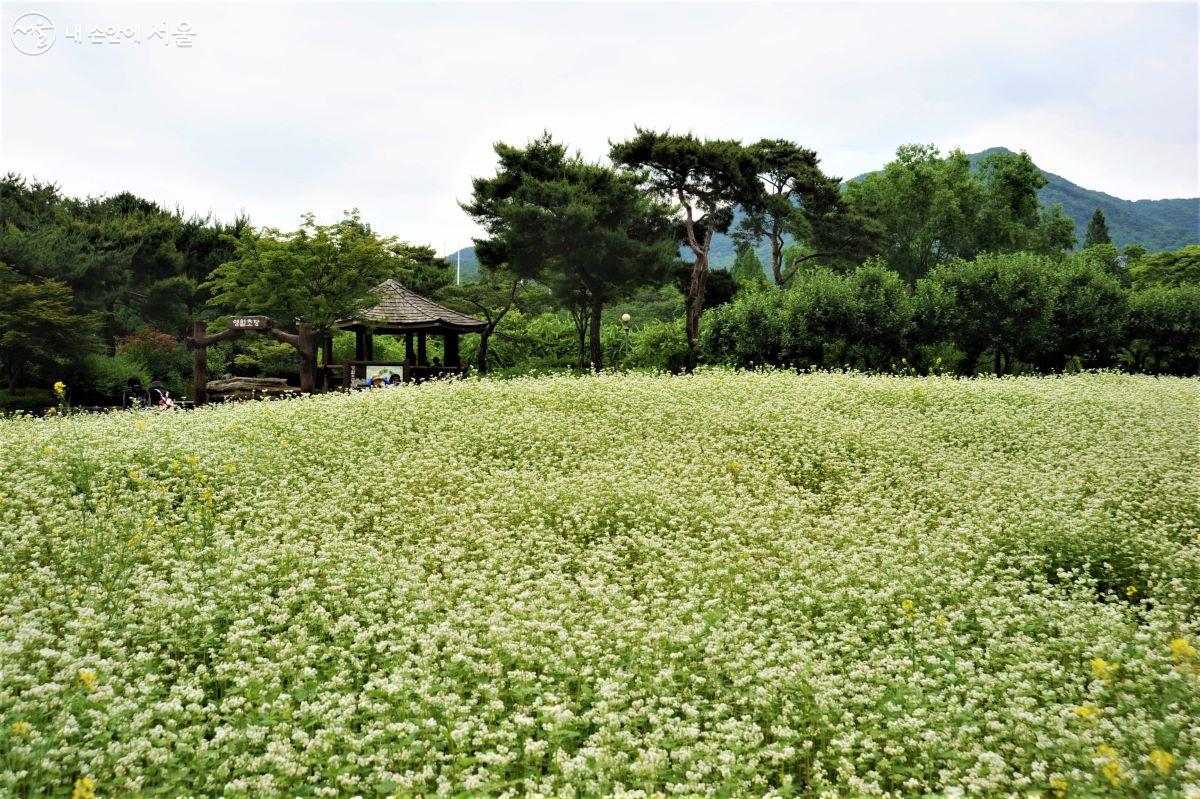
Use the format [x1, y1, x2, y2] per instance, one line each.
[1083, 207, 1112, 248]
[730, 245, 768, 290]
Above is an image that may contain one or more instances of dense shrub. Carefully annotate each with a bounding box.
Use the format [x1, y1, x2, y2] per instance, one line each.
[0, 388, 53, 415]
[62, 352, 150, 405]
[699, 250, 1197, 377]
[703, 264, 914, 371]
[623, 317, 687, 371]
[1124, 284, 1200, 374]
[922, 252, 1058, 375]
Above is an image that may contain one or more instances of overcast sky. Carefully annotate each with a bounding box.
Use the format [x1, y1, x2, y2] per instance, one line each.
[2, 1, 1197, 252]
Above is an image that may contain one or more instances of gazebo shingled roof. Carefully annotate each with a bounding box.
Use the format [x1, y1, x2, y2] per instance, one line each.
[336, 280, 487, 333]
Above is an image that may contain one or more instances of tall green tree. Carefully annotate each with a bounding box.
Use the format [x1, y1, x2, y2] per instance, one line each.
[464, 133, 677, 371]
[729, 245, 768, 291]
[610, 130, 764, 372]
[0, 263, 96, 388]
[738, 139, 878, 286]
[1125, 284, 1200, 374]
[437, 265, 523, 374]
[921, 252, 1059, 375]
[1083, 207, 1112, 248]
[176, 212, 251, 326]
[1036, 254, 1127, 371]
[1129, 244, 1200, 289]
[391, 242, 454, 296]
[205, 212, 396, 335]
[844, 145, 1076, 282]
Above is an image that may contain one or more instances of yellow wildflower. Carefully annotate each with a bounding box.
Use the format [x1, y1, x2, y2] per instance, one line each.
[1170, 637, 1196, 662]
[77, 669, 97, 690]
[1125, 586, 1137, 598]
[45, 406, 57, 416]
[11, 720, 31, 737]
[729, 462, 740, 475]
[1049, 777, 1068, 798]
[129, 470, 141, 481]
[1095, 745, 1122, 787]
[1091, 657, 1117, 680]
[72, 776, 96, 799]
[43, 446, 53, 455]
[53, 381, 66, 395]
[900, 599, 915, 618]
[135, 419, 147, 430]
[1147, 748, 1174, 775]
[1072, 704, 1099, 722]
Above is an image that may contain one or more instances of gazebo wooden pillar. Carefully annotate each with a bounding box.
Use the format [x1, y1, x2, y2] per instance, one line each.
[445, 332, 460, 366]
[417, 333, 428, 366]
[322, 336, 334, 389]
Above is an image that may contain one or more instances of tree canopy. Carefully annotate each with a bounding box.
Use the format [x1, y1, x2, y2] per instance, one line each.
[1083, 207, 1112, 248]
[205, 212, 396, 333]
[737, 139, 879, 286]
[843, 145, 1077, 282]
[610, 129, 764, 371]
[464, 133, 677, 371]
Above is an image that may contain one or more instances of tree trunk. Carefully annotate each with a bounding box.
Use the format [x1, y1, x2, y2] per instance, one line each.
[684, 255, 710, 374]
[589, 292, 604, 372]
[770, 234, 784, 287]
[570, 303, 591, 372]
[478, 330, 491, 374]
[298, 323, 315, 393]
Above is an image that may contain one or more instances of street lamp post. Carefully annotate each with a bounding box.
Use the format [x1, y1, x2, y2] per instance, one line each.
[621, 313, 632, 362]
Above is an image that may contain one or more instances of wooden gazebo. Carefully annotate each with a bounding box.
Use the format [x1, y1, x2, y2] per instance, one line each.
[326, 280, 487, 387]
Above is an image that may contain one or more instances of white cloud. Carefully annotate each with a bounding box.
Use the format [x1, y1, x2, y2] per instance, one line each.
[2, 1, 1196, 249]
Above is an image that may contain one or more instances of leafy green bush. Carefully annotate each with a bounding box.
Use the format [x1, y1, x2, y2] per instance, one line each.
[624, 317, 687, 371]
[62, 352, 150, 405]
[1124, 284, 1200, 375]
[701, 264, 914, 371]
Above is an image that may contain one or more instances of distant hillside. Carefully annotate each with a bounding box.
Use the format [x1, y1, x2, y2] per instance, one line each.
[444, 247, 480, 282]
[870, 147, 1199, 253]
[448, 148, 1198, 278]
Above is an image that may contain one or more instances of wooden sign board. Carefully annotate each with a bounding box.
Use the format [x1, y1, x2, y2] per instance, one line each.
[228, 315, 273, 330]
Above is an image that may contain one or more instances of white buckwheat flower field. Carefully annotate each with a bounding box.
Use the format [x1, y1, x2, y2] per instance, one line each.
[1, 371, 1197, 798]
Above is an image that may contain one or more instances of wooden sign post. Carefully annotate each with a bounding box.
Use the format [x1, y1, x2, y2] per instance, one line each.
[187, 317, 315, 406]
